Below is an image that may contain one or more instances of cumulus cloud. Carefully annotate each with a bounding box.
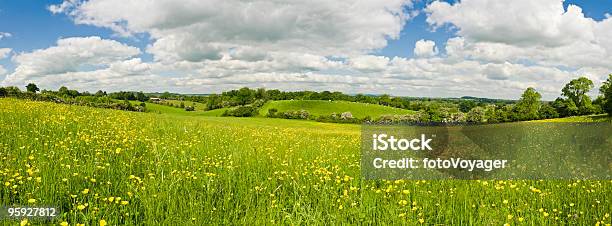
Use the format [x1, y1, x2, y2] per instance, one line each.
[3, 36, 141, 86]
[13, 0, 607, 99]
[0, 32, 11, 40]
[349, 55, 390, 72]
[48, 0, 75, 14]
[413, 39, 438, 57]
[426, 0, 594, 47]
[51, 0, 411, 60]
[0, 48, 11, 59]
[426, 0, 612, 69]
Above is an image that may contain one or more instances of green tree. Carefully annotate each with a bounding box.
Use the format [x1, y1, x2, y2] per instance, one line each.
[466, 106, 486, 123]
[0, 87, 6, 97]
[26, 83, 40, 93]
[458, 100, 476, 113]
[58, 86, 69, 96]
[255, 88, 268, 100]
[206, 94, 222, 110]
[599, 74, 612, 115]
[484, 105, 503, 123]
[160, 92, 172, 99]
[4, 86, 21, 96]
[561, 77, 594, 115]
[514, 87, 541, 120]
[538, 104, 559, 119]
[95, 90, 106, 97]
[379, 94, 391, 106]
[135, 92, 149, 102]
[235, 87, 255, 105]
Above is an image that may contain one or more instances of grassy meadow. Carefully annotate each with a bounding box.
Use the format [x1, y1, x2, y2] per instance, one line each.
[134, 101, 229, 117]
[535, 114, 612, 122]
[259, 100, 414, 118]
[0, 98, 610, 225]
[162, 100, 207, 111]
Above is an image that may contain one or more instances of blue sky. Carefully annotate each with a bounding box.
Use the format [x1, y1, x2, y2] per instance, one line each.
[0, 0, 611, 99]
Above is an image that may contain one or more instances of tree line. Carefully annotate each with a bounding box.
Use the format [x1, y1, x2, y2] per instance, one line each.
[1, 74, 611, 123]
[0, 85, 147, 112]
[169, 75, 612, 122]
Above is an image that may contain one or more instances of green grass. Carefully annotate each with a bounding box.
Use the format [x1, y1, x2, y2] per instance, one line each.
[259, 100, 414, 118]
[0, 98, 609, 225]
[535, 114, 611, 122]
[131, 101, 229, 117]
[163, 100, 207, 111]
[198, 107, 231, 117]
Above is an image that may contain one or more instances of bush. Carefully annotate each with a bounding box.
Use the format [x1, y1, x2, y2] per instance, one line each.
[185, 106, 195, 111]
[223, 106, 259, 117]
[466, 107, 486, 123]
[281, 110, 310, 119]
[340, 112, 353, 120]
[267, 108, 278, 117]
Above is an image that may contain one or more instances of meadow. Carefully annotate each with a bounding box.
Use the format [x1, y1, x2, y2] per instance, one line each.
[161, 100, 207, 111]
[535, 114, 612, 122]
[259, 100, 414, 118]
[0, 98, 610, 225]
[133, 101, 228, 117]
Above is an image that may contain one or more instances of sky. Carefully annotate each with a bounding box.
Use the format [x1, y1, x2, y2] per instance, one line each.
[0, 0, 611, 100]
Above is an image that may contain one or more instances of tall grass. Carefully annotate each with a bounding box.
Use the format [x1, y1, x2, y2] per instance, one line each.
[0, 98, 609, 225]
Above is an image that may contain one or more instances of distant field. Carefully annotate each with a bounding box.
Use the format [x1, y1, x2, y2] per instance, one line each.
[198, 107, 231, 117]
[132, 101, 229, 117]
[535, 114, 611, 122]
[163, 100, 207, 111]
[259, 100, 414, 118]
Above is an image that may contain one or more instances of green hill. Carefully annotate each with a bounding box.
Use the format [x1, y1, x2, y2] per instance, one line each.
[131, 101, 229, 117]
[163, 100, 207, 111]
[259, 100, 414, 118]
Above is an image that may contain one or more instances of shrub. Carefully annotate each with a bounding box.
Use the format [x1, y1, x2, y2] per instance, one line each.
[267, 108, 278, 117]
[185, 106, 195, 111]
[281, 110, 310, 119]
[466, 107, 486, 123]
[223, 106, 258, 117]
[340, 112, 353, 120]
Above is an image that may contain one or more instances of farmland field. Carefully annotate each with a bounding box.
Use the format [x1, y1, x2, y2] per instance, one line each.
[136, 101, 229, 117]
[0, 98, 610, 225]
[162, 100, 207, 111]
[259, 100, 414, 118]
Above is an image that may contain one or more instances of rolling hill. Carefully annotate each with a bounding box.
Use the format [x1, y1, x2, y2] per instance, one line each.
[131, 101, 229, 117]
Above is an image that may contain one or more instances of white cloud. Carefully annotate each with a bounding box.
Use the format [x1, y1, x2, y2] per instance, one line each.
[0, 32, 11, 40]
[426, 0, 594, 47]
[426, 0, 612, 69]
[413, 39, 438, 57]
[0, 48, 11, 59]
[349, 55, 390, 72]
[51, 0, 411, 60]
[48, 1, 75, 14]
[0, 66, 6, 76]
[12, 0, 606, 100]
[3, 36, 140, 85]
